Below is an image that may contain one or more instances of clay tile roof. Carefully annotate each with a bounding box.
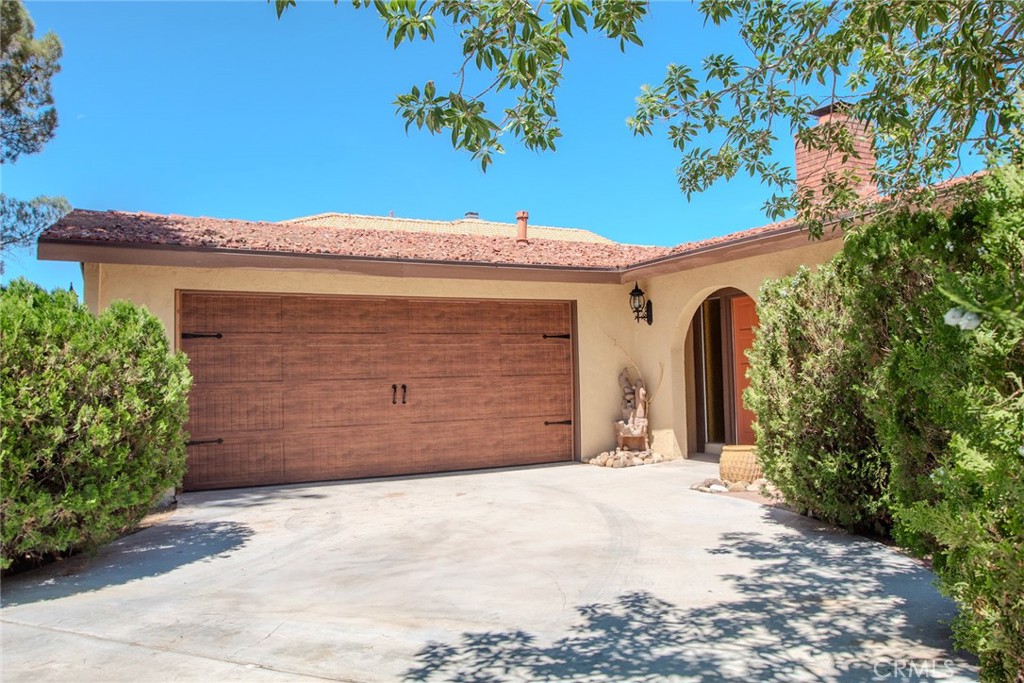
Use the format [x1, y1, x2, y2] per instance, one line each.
[40, 174, 983, 273]
[665, 217, 800, 256]
[42, 210, 669, 269]
[284, 212, 615, 244]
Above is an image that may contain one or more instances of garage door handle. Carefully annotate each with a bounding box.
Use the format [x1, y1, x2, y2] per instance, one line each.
[542, 334, 570, 339]
[392, 384, 398, 404]
[182, 332, 223, 339]
[401, 384, 407, 404]
[544, 420, 572, 426]
[187, 438, 224, 446]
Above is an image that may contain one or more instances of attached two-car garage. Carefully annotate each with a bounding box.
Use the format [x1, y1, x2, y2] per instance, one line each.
[179, 291, 577, 490]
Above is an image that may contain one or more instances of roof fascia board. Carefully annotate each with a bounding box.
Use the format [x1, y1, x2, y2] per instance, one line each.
[620, 223, 841, 282]
[37, 239, 624, 285]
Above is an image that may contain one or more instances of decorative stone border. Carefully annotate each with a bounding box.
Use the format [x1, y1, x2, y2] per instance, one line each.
[690, 476, 780, 496]
[587, 447, 665, 468]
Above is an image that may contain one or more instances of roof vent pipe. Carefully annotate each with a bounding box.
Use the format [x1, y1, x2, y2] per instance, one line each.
[516, 210, 529, 245]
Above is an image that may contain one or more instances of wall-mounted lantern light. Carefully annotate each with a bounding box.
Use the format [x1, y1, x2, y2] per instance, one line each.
[629, 282, 653, 325]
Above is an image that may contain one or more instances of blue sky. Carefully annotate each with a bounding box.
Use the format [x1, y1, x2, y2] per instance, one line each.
[1, 1, 976, 292]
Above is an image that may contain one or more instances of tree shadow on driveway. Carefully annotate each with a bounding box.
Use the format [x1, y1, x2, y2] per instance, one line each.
[404, 508, 977, 682]
[0, 520, 253, 608]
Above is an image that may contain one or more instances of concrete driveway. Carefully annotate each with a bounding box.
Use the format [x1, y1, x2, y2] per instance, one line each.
[1, 459, 977, 682]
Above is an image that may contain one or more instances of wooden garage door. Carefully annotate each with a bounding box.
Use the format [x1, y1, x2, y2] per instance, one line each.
[179, 292, 575, 490]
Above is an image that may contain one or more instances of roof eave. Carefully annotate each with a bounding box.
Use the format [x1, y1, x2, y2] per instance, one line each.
[621, 221, 839, 280]
[37, 223, 834, 285]
[36, 239, 626, 285]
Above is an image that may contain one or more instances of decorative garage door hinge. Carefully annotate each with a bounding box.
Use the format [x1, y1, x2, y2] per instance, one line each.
[542, 333, 571, 339]
[181, 332, 223, 339]
[544, 420, 572, 426]
[187, 438, 224, 446]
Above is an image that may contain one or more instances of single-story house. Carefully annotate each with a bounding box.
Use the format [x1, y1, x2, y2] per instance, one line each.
[38, 108, 864, 491]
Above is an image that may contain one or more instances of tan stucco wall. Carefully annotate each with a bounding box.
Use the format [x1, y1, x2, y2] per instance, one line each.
[86, 236, 841, 465]
[636, 237, 843, 457]
[91, 264, 645, 459]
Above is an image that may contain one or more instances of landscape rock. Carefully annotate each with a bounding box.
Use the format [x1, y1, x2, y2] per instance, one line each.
[587, 448, 665, 469]
[728, 482, 747, 492]
[709, 484, 729, 493]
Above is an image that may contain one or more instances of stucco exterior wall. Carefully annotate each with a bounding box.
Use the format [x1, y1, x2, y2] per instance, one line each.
[86, 235, 841, 466]
[637, 237, 843, 457]
[91, 263, 643, 459]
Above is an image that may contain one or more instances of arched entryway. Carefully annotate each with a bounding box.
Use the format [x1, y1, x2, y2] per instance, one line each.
[688, 288, 759, 454]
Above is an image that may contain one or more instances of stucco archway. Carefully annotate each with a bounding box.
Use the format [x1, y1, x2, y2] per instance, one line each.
[669, 284, 758, 458]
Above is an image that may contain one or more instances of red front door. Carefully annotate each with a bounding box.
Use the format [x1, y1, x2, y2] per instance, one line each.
[730, 295, 759, 445]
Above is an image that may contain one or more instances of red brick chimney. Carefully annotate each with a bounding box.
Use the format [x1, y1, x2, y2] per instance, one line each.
[795, 104, 877, 200]
[516, 210, 529, 245]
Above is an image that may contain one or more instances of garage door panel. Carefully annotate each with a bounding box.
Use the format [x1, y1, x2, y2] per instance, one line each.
[502, 417, 573, 463]
[285, 433, 390, 482]
[188, 387, 283, 436]
[406, 379, 504, 423]
[406, 300, 501, 335]
[186, 343, 283, 384]
[181, 295, 282, 333]
[499, 302, 571, 335]
[284, 297, 385, 334]
[297, 381, 393, 428]
[386, 420, 509, 474]
[180, 292, 574, 489]
[287, 342, 388, 381]
[184, 440, 285, 490]
[500, 340, 572, 377]
[500, 378, 573, 418]
[403, 341, 499, 378]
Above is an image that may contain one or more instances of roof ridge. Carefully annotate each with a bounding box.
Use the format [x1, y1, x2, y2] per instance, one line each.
[284, 211, 603, 234]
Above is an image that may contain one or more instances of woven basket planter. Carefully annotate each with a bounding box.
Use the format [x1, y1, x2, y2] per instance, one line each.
[719, 445, 763, 483]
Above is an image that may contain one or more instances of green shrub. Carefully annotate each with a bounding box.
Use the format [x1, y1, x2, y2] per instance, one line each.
[750, 163, 1024, 680]
[747, 263, 891, 535]
[840, 205, 986, 547]
[843, 167, 1024, 681]
[1, 279, 191, 570]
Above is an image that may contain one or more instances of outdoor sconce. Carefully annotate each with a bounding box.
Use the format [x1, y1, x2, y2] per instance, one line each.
[629, 282, 653, 325]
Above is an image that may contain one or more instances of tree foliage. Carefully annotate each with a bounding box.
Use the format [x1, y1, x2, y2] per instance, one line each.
[630, 0, 1023, 234]
[747, 164, 1024, 680]
[0, 193, 69, 273]
[275, 0, 648, 172]
[1, 279, 192, 571]
[846, 166, 1024, 681]
[0, 0, 60, 164]
[275, 0, 1022, 235]
[0, 0, 66, 261]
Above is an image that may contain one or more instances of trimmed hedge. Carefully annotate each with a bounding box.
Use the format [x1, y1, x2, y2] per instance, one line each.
[747, 164, 1024, 680]
[1, 279, 191, 570]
